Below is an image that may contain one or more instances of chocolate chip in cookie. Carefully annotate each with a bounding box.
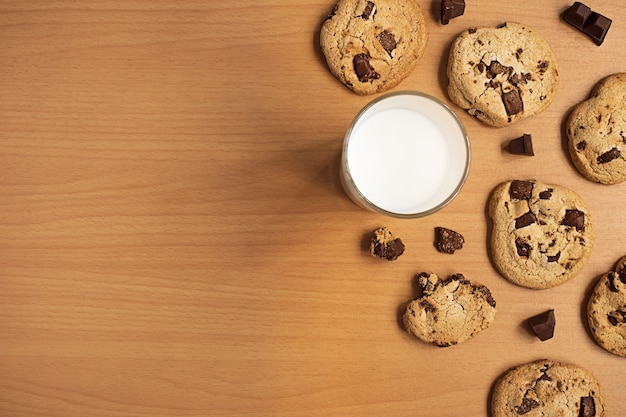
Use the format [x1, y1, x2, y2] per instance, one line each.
[353, 54, 380, 83]
[370, 227, 405, 261]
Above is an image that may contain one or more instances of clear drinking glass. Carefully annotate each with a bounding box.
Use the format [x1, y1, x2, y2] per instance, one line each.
[340, 91, 470, 218]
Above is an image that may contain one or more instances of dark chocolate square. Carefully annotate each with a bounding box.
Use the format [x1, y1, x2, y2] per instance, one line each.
[583, 12, 612, 45]
[563, 2, 591, 28]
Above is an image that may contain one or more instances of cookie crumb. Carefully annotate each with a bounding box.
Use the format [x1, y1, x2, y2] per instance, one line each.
[434, 227, 464, 254]
[370, 227, 405, 261]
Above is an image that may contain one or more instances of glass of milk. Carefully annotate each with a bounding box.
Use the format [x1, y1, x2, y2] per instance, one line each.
[340, 91, 470, 218]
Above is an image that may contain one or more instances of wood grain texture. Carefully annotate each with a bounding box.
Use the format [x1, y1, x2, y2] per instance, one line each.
[1, 1, 625, 416]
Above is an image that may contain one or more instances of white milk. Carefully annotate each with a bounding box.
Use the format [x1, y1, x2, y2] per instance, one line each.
[342, 92, 469, 217]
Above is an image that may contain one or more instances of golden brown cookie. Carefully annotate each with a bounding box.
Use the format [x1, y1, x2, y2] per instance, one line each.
[320, 0, 427, 95]
[447, 22, 559, 127]
[491, 359, 607, 417]
[567, 73, 626, 184]
[403, 272, 496, 347]
[588, 255, 626, 357]
[488, 179, 593, 289]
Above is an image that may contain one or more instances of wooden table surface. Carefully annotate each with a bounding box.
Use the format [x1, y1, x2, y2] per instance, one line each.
[1, 1, 625, 416]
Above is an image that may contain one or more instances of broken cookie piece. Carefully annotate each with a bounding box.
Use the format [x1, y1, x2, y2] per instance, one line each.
[403, 272, 496, 347]
[434, 227, 464, 254]
[370, 227, 405, 261]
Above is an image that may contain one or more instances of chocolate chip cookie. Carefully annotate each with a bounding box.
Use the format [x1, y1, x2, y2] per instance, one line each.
[320, 0, 428, 95]
[488, 180, 594, 289]
[567, 73, 626, 184]
[403, 272, 496, 347]
[587, 255, 626, 357]
[491, 359, 606, 417]
[447, 22, 559, 127]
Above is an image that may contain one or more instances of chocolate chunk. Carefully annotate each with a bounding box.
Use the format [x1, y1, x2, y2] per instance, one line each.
[353, 54, 380, 82]
[577, 140, 587, 151]
[477, 284, 497, 308]
[563, 2, 591, 28]
[440, 0, 465, 25]
[607, 272, 620, 292]
[515, 212, 537, 229]
[377, 30, 396, 57]
[547, 252, 561, 263]
[434, 227, 464, 254]
[539, 189, 553, 199]
[371, 227, 405, 261]
[509, 133, 534, 156]
[562, 209, 585, 231]
[510, 72, 532, 86]
[372, 239, 404, 260]
[563, 2, 612, 45]
[597, 147, 621, 164]
[538, 373, 552, 381]
[527, 309, 556, 341]
[449, 273, 469, 285]
[537, 61, 550, 74]
[487, 61, 511, 78]
[327, 4, 338, 19]
[361, 1, 376, 19]
[516, 239, 531, 257]
[419, 299, 437, 312]
[515, 397, 540, 415]
[503, 89, 524, 116]
[607, 308, 626, 326]
[510, 180, 533, 200]
[580, 396, 596, 417]
[583, 12, 612, 45]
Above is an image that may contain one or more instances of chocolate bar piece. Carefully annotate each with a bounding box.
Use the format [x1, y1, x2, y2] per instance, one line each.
[563, 2, 612, 45]
[583, 13, 612, 46]
[508, 133, 534, 156]
[441, 0, 465, 25]
[563, 1, 591, 27]
[527, 309, 555, 341]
